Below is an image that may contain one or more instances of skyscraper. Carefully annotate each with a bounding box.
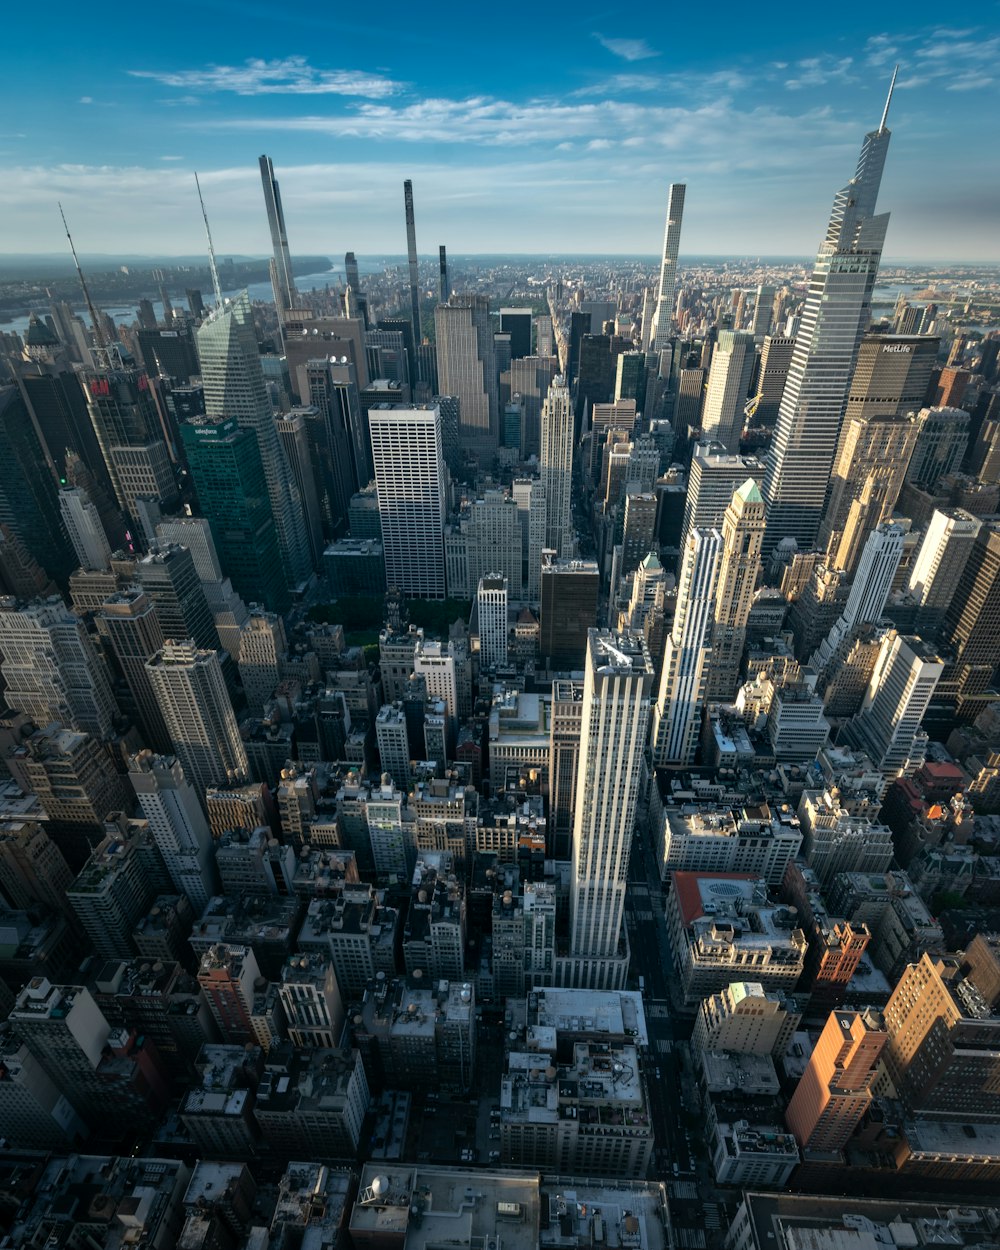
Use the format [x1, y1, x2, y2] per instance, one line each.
[196, 292, 311, 594]
[700, 330, 756, 452]
[652, 528, 723, 766]
[904, 406, 970, 492]
[137, 543, 220, 652]
[763, 74, 897, 554]
[684, 443, 765, 549]
[58, 487, 110, 572]
[941, 522, 1000, 713]
[477, 575, 508, 669]
[751, 284, 775, 338]
[785, 1009, 886, 1151]
[499, 309, 532, 360]
[146, 639, 248, 795]
[652, 184, 686, 351]
[369, 405, 446, 599]
[258, 155, 298, 323]
[839, 522, 905, 632]
[745, 334, 794, 432]
[403, 179, 421, 344]
[434, 295, 499, 462]
[705, 480, 765, 701]
[438, 245, 449, 304]
[275, 408, 325, 569]
[567, 630, 654, 989]
[96, 589, 171, 752]
[539, 554, 599, 671]
[539, 376, 574, 557]
[908, 508, 982, 638]
[181, 417, 288, 612]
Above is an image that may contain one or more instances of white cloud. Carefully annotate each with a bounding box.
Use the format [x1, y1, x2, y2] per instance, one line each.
[79, 96, 94, 105]
[128, 56, 401, 99]
[593, 34, 659, 62]
[785, 56, 854, 90]
[159, 155, 184, 161]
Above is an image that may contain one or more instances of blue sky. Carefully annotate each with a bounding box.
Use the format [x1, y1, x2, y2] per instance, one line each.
[1, 2, 997, 261]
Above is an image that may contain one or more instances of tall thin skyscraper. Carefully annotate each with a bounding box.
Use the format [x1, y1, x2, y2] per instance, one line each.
[344, 252, 360, 295]
[539, 376, 574, 557]
[652, 527, 723, 766]
[700, 330, 756, 452]
[195, 292, 312, 593]
[652, 183, 686, 351]
[146, 639, 248, 796]
[369, 405, 446, 599]
[705, 480, 765, 701]
[763, 71, 898, 554]
[258, 155, 298, 321]
[568, 630, 654, 988]
[403, 179, 421, 343]
[438, 246, 449, 304]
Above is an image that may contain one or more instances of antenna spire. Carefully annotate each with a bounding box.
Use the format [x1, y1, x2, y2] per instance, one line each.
[879, 65, 898, 135]
[58, 202, 107, 349]
[194, 172, 223, 307]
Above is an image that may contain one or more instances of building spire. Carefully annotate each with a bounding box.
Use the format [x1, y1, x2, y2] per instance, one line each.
[194, 172, 223, 307]
[58, 202, 107, 350]
[879, 65, 898, 135]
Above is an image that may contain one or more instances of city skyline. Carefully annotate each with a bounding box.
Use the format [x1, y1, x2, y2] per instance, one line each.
[1, 7, 997, 261]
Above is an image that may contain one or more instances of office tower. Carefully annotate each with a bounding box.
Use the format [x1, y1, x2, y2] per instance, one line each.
[539, 554, 599, 670]
[700, 330, 756, 452]
[146, 640, 248, 794]
[259, 155, 297, 324]
[129, 751, 217, 912]
[908, 508, 981, 637]
[567, 630, 653, 988]
[705, 480, 765, 701]
[137, 542, 219, 651]
[66, 824, 158, 960]
[620, 489, 657, 577]
[0, 1032, 88, 1149]
[512, 477, 546, 602]
[549, 678, 584, 859]
[181, 417, 287, 612]
[883, 953, 1000, 1118]
[196, 292, 312, 593]
[197, 943, 261, 1045]
[477, 575, 508, 669]
[684, 443, 765, 547]
[437, 244, 449, 304]
[17, 363, 110, 492]
[693, 982, 800, 1056]
[763, 77, 897, 553]
[279, 952, 345, 1049]
[96, 589, 170, 750]
[0, 387, 75, 587]
[434, 295, 498, 462]
[375, 704, 410, 788]
[575, 334, 613, 427]
[0, 526, 58, 601]
[0, 596, 117, 737]
[933, 365, 970, 409]
[539, 376, 573, 556]
[82, 354, 178, 524]
[137, 323, 200, 385]
[615, 350, 647, 409]
[785, 1009, 886, 1151]
[751, 284, 775, 337]
[369, 404, 446, 599]
[652, 528, 723, 766]
[58, 487, 110, 572]
[305, 357, 368, 528]
[504, 355, 557, 457]
[344, 250, 361, 297]
[500, 308, 532, 360]
[843, 634, 943, 777]
[0, 815, 74, 916]
[745, 334, 794, 432]
[836, 521, 905, 635]
[904, 406, 970, 491]
[275, 409, 325, 568]
[652, 183, 686, 351]
[237, 611, 286, 714]
[942, 523, 1000, 711]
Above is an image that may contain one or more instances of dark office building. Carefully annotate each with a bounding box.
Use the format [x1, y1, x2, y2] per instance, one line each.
[181, 417, 288, 612]
[500, 309, 532, 360]
[137, 325, 200, 383]
[19, 366, 111, 490]
[567, 310, 590, 387]
[539, 553, 599, 671]
[575, 334, 613, 431]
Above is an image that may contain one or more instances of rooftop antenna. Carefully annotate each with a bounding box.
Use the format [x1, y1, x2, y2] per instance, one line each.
[194, 172, 223, 307]
[58, 201, 108, 351]
[878, 64, 898, 135]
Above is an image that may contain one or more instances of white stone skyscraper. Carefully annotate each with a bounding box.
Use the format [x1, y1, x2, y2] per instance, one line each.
[129, 750, 218, 913]
[59, 487, 111, 572]
[369, 404, 446, 599]
[146, 639, 248, 796]
[705, 481, 765, 701]
[908, 508, 982, 637]
[840, 521, 905, 632]
[434, 295, 498, 463]
[652, 183, 686, 351]
[652, 527, 723, 766]
[196, 291, 312, 593]
[567, 630, 654, 989]
[539, 376, 574, 557]
[700, 330, 756, 453]
[763, 73, 898, 554]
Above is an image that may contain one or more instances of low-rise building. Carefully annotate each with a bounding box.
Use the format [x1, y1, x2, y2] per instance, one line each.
[656, 801, 802, 887]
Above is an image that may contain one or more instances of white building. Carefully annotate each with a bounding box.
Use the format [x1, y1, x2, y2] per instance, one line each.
[59, 487, 111, 571]
[684, 444, 765, 549]
[653, 528, 722, 766]
[146, 640, 249, 796]
[539, 377, 574, 557]
[477, 575, 508, 669]
[909, 507, 982, 635]
[658, 803, 802, 888]
[701, 331, 756, 452]
[375, 705, 410, 790]
[237, 611, 287, 715]
[651, 183, 686, 351]
[369, 404, 446, 599]
[798, 788, 894, 883]
[565, 630, 653, 989]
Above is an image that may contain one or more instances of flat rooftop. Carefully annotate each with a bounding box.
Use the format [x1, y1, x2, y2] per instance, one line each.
[540, 1181, 669, 1250]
